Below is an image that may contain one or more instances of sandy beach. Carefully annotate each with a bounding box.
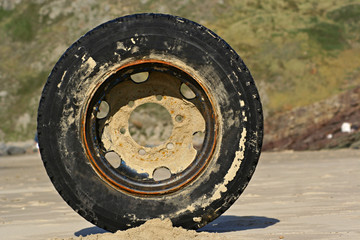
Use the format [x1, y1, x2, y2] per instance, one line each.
[1, 150, 359, 239]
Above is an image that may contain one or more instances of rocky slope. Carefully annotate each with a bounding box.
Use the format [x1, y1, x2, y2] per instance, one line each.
[263, 86, 360, 151]
[1, 0, 360, 151]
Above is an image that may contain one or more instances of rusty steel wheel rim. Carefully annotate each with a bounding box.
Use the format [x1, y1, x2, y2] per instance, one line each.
[81, 60, 218, 195]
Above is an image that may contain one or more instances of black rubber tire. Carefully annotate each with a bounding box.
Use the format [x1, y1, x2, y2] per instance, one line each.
[37, 13, 263, 232]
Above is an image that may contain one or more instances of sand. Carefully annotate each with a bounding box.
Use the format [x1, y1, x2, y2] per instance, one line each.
[52, 218, 227, 240]
[2, 150, 360, 239]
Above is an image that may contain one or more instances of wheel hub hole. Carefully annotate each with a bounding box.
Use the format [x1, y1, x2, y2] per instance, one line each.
[193, 131, 205, 151]
[131, 72, 149, 83]
[180, 83, 196, 99]
[96, 101, 110, 119]
[105, 152, 121, 168]
[153, 167, 171, 181]
[129, 103, 173, 147]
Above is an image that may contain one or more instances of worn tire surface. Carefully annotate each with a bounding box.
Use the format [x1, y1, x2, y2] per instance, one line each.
[37, 13, 263, 232]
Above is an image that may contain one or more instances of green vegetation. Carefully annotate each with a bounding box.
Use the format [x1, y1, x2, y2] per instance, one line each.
[5, 14, 34, 41]
[327, 3, 360, 42]
[16, 71, 48, 97]
[1, 0, 360, 141]
[3, 3, 41, 42]
[0, 70, 47, 141]
[301, 22, 347, 51]
[0, 7, 13, 21]
[327, 4, 360, 24]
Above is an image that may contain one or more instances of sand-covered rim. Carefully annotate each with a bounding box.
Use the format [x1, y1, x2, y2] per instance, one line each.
[51, 218, 229, 240]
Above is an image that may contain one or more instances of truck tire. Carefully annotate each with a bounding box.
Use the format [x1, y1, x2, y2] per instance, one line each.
[37, 13, 263, 232]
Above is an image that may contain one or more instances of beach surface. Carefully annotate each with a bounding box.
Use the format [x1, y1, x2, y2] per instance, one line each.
[1, 150, 359, 240]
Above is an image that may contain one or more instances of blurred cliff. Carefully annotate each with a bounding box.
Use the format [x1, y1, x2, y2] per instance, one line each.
[0, 0, 359, 150]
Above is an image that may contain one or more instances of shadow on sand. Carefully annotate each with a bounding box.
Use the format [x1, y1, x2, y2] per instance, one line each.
[199, 215, 279, 233]
[75, 227, 108, 237]
[75, 215, 279, 237]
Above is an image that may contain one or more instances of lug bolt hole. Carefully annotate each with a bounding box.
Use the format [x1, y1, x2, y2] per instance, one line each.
[120, 128, 126, 134]
[175, 115, 183, 122]
[139, 149, 146, 155]
[166, 143, 174, 150]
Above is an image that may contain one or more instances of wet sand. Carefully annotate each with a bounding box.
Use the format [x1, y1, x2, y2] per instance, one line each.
[1, 150, 359, 239]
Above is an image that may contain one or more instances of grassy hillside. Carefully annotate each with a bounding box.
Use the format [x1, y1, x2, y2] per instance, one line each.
[0, 0, 360, 141]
